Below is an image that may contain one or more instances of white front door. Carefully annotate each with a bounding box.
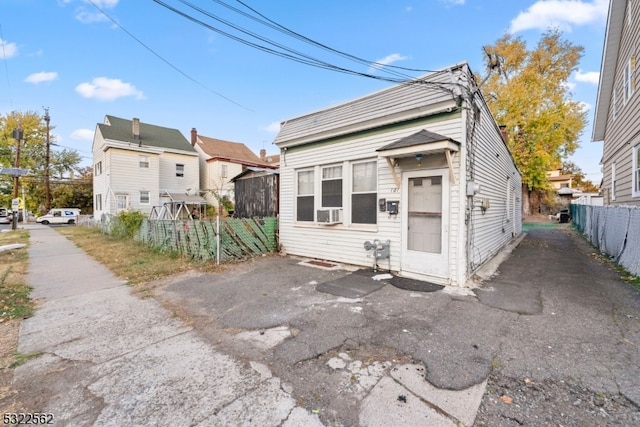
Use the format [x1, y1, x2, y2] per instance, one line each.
[401, 169, 449, 279]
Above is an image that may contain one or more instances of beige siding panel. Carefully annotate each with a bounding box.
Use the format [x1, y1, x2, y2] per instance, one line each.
[159, 152, 199, 194]
[601, 2, 640, 206]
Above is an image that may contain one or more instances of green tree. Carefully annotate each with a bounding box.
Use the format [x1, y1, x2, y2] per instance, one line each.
[481, 29, 587, 215]
[561, 161, 599, 192]
[0, 111, 84, 214]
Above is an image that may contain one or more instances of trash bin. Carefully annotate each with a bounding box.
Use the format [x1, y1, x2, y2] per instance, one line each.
[559, 210, 570, 223]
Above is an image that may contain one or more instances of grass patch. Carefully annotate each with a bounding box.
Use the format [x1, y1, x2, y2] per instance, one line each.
[56, 226, 220, 288]
[0, 230, 33, 322]
[8, 351, 42, 368]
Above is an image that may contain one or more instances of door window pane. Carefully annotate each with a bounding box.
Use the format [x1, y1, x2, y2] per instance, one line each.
[408, 176, 442, 253]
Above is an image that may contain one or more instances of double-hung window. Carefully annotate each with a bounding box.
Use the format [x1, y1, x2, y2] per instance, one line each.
[139, 155, 150, 168]
[176, 163, 185, 177]
[351, 161, 377, 224]
[94, 161, 102, 176]
[296, 170, 314, 221]
[140, 191, 150, 204]
[633, 144, 640, 197]
[321, 165, 342, 208]
[611, 162, 617, 201]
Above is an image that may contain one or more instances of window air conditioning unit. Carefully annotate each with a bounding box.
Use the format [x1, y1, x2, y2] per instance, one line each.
[317, 208, 342, 224]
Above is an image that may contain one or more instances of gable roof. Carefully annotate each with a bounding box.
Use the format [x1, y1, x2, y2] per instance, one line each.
[196, 135, 263, 163]
[274, 63, 469, 148]
[98, 115, 196, 153]
[592, 0, 626, 141]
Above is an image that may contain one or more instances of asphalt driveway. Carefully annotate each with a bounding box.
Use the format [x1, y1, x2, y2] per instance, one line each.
[8, 224, 640, 426]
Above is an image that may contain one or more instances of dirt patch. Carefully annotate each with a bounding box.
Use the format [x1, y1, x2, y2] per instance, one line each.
[475, 372, 640, 426]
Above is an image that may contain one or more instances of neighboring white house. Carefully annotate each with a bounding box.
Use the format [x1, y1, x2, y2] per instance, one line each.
[190, 128, 277, 206]
[273, 62, 522, 288]
[93, 116, 202, 218]
[592, 0, 640, 206]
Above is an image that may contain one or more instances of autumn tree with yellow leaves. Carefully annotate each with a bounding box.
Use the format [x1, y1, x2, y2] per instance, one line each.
[480, 29, 588, 215]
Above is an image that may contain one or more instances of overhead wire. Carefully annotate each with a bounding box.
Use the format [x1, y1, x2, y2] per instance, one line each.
[86, 0, 254, 111]
[150, 0, 465, 95]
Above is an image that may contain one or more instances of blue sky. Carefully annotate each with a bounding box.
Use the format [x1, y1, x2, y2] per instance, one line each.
[1, 0, 608, 183]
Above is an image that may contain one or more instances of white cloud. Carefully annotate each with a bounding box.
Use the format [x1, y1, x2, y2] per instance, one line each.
[369, 53, 409, 73]
[575, 69, 600, 84]
[263, 122, 281, 133]
[509, 0, 608, 33]
[75, 77, 144, 101]
[71, 128, 95, 141]
[74, 0, 119, 24]
[25, 72, 58, 84]
[0, 38, 18, 59]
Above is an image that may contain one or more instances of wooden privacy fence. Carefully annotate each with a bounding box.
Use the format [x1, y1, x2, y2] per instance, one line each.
[134, 217, 278, 262]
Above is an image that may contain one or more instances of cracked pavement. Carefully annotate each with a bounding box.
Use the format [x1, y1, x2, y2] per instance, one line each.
[6, 224, 640, 426]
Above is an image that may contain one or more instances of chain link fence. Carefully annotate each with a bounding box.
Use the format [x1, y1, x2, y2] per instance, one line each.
[571, 204, 640, 276]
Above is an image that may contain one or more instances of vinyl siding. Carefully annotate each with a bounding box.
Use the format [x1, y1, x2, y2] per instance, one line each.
[276, 63, 521, 286]
[465, 96, 522, 271]
[105, 148, 160, 215]
[279, 115, 463, 279]
[158, 152, 199, 195]
[601, 0, 640, 206]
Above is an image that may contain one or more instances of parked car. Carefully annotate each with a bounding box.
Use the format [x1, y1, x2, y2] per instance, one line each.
[36, 208, 80, 225]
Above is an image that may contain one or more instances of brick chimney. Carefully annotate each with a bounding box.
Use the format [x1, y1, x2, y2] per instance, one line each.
[132, 117, 140, 140]
[260, 148, 266, 161]
[191, 128, 197, 146]
[499, 125, 508, 144]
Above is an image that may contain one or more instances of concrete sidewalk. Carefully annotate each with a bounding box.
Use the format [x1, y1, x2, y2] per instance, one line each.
[13, 226, 327, 426]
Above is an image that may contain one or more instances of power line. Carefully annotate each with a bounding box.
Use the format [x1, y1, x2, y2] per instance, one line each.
[86, 0, 254, 112]
[150, 0, 464, 95]
[0, 24, 14, 109]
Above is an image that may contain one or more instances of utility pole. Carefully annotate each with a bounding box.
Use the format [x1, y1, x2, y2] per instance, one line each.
[11, 126, 23, 230]
[44, 108, 51, 212]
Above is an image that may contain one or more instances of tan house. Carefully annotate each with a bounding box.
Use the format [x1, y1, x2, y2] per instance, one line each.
[547, 169, 573, 190]
[592, 0, 640, 206]
[190, 129, 276, 206]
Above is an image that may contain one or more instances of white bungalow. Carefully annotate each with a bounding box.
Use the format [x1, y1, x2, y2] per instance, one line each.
[273, 62, 522, 288]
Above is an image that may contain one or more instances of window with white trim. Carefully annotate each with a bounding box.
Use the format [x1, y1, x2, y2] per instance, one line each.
[116, 194, 129, 211]
[176, 163, 185, 177]
[140, 191, 150, 204]
[633, 144, 640, 197]
[623, 58, 634, 104]
[296, 169, 314, 221]
[351, 160, 377, 224]
[139, 155, 150, 168]
[221, 164, 228, 178]
[611, 162, 617, 201]
[95, 194, 102, 211]
[94, 161, 102, 176]
[321, 165, 342, 208]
